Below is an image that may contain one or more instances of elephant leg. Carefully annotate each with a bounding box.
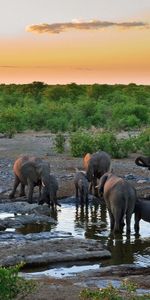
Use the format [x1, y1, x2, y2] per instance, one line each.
[19, 183, 26, 197]
[38, 183, 42, 198]
[75, 185, 78, 198]
[113, 207, 124, 233]
[27, 179, 34, 204]
[85, 195, 89, 206]
[126, 211, 132, 234]
[134, 212, 140, 234]
[9, 175, 20, 199]
[93, 178, 98, 197]
[89, 182, 93, 194]
[108, 209, 115, 231]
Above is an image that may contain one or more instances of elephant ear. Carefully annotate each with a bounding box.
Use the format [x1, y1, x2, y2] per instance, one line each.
[36, 161, 50, 187]
[21, 161, 39, 183]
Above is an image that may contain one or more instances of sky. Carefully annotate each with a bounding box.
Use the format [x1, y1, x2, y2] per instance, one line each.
[0, 0, 150, 85]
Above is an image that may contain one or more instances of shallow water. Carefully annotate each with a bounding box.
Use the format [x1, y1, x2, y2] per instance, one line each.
[1, 198, 150, 277]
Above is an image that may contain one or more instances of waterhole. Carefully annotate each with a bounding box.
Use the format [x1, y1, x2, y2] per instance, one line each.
[1, 198, 150, 277]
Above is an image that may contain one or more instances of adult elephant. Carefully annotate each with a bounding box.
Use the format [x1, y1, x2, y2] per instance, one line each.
[84, 151, 111, 196]
[135, 156, 150, 170]
[9, 155, 51, 204]
[97, 172, 137, 234]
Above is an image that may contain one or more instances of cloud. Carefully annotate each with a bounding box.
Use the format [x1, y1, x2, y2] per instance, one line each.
[26, 19, 149, 35]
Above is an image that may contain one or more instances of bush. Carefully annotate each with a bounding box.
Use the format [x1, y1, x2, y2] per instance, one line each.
[70, 131, 135, 158]
[55, 132, 66, 153]
[70, 131, 94, 157]
[134, 128, 150, 156]
[0, 264, 35, 300]
[80, 280, 150, 299]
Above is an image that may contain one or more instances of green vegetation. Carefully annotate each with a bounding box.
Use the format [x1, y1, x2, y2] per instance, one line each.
[0, 264, 35, 300]
[55, 132, 66, 153]
[0, 82, 149, 157]
[70, 129, 150, 158]
[0, 82, 149, 135]
[80, 280, 150, 300]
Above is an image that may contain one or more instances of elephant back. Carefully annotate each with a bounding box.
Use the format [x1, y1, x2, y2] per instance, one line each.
[104, 174, 124, 194]
[88, 151, 111, 178]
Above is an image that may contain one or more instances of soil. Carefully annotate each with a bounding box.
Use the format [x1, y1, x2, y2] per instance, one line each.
[0, 131, 150, 300]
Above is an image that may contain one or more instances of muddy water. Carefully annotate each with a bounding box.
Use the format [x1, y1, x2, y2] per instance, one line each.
[13, 197, 150, 278]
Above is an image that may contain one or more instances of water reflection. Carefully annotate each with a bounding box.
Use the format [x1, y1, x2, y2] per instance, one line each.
[75, 201, 108, 239]
[52, 199, 150, 267]
[16, 223, 52, 235]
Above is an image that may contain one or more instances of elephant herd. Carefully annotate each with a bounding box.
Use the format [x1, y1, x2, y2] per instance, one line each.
[9, 153, 150, 235]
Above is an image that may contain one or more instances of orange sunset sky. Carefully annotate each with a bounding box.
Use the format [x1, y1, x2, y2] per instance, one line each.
[0, 0, 150, 85]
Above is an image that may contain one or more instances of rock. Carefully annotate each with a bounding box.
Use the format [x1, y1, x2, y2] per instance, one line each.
[0, 237, 111, 267]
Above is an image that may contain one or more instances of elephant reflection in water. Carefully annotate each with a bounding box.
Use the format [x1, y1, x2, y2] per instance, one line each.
[105, 233, 149, 267]
[75, 201, 107, 239]
[106, 235, 134, 265]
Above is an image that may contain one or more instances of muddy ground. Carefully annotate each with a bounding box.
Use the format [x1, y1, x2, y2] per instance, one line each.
[0, 132, 150, 300]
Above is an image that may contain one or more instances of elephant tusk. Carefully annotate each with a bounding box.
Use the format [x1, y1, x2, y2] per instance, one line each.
[42, 181, 46, 187]
[95, 185, 99, 189]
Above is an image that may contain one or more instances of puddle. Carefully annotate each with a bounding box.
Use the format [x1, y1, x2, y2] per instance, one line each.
[24, 263, 100, 279]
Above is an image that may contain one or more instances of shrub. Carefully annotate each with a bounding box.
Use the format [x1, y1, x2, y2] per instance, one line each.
[0, 264, 35, 300]
[69, 131, 135, 158]
[70, 131, 94, 157]
[80, 280, 150, 300]
[55, 132, 66, 153]
[134, 128, 150, 156]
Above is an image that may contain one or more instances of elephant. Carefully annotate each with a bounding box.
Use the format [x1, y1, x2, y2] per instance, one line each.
[134, 199, 150, 234]
[97, 172, 137, 234]
[9, 155, 51, 204]
[83, 153, 91, 171]
[84, 151, 111, 197]
[39, 174, 60, 208]
[74, 170, 89, 204]
[135, 156, 150, 170]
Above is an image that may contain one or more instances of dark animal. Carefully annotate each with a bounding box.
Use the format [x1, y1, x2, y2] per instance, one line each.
[9, 155, 51, 204]
[134, 199, 150, 234]
[84, 151, 111, 196]
[74, 170, 89, 204]
[39, 174, 60, 208]
[97, 172, 137, 233]
[135, 156, 150, 170]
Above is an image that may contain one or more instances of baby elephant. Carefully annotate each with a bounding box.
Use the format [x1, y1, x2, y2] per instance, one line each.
[97, 172, 137, 234]
[74, 170, 89, 204]
[39, 174, 60, 208]
[134, 199, 150, 234]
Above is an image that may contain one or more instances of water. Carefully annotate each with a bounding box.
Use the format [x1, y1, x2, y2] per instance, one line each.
[1, 198, 150, 276]
[49, 200, 150, 268]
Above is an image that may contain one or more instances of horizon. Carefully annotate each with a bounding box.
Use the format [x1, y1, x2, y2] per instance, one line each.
[0, 0, 150, 85]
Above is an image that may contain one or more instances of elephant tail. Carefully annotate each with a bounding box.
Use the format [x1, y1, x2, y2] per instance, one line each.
[96, 173, 109, 194]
